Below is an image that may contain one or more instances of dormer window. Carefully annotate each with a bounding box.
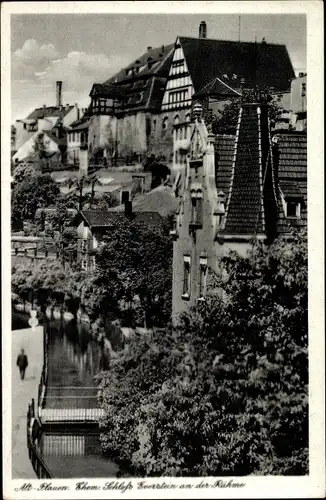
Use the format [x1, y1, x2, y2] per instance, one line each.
[279, 181, 303, 220]
[286, 201, 301, 218]
[182, 254, 191, 300]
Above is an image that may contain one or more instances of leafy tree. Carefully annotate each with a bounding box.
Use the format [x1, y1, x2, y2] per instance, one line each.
[98, 230, 308, 477]
[211, 95, 284, 135]
[92, 216, 172, 328]
[12, 260, 75, 309]
[11, 173, 60, 225]
[12, 164, 38, 184]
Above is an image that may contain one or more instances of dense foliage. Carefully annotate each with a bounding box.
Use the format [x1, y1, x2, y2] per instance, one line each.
[12, 214, 173, 329]
[98, 230, 308, 477]
[80, 215, 173, 327]
[11, 172, 60, 226]
[211, 95, 284, 135]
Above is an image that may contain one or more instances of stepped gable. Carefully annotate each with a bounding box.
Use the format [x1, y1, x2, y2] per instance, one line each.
[223, 104, 265, 235]
[214, 134, 236, 195]
[273, 132, 307, 234]
[179, 37, 295, 95]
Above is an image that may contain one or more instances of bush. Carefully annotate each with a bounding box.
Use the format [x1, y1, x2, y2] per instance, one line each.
[98, 230, 308, 477]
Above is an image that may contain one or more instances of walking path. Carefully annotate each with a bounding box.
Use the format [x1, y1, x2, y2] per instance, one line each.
[11, 326, 43, 479]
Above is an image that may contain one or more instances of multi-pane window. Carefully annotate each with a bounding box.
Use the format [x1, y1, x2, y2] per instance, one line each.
[182, 255, 191, 298]
[168, 89, 188, 104]
[81, 259, 88, 271]
[199, 254, 208, 300]
[190, 189, 203, 227]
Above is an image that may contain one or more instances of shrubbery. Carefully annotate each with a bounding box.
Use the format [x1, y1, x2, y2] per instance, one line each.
[98, 231, 308, 477]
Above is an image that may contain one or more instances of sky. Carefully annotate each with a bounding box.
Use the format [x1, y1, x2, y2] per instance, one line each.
[11, 14, 306, 122]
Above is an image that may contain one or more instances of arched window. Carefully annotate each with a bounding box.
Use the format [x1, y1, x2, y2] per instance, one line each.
[153, 119, 156, 132]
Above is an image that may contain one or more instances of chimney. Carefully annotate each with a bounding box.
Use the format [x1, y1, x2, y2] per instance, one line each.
[161, 45, 164, 53]
[147, 46, 152, 52]
[56, 81, 62, 108]
[125, 200, 133, 218]
[75, 103, 80, 120]
[199, 21, 207, 39]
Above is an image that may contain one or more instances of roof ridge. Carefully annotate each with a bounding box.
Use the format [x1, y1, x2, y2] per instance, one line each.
[179, 36, 286, 47]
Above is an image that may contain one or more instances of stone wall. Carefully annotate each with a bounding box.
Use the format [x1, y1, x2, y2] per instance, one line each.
[172, 127, 219, 321]
[147, 109, 191, 163]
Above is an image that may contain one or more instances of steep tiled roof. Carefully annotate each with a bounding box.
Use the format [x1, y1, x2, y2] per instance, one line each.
[103, 44, 174, 112]
[90, 83, 126, 98]
[27, 105, 74, 120]
[179, 37, 295, 95]
[105, 44, 174, 85]
[215, 135, 236, 194]
[223, 105, 264, 235]
[273, 132, 307, 233]
[194, 75, 242, 99]
[74, 209, 164, 229]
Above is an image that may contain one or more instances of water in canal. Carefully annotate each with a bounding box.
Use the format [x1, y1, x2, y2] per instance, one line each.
[13, 311, 118, 478]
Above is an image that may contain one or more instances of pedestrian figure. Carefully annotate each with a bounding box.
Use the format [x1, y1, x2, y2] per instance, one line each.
[16, 349, 28, 380]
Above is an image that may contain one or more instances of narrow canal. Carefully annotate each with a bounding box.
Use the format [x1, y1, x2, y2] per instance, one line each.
[12, 311, 119, 478]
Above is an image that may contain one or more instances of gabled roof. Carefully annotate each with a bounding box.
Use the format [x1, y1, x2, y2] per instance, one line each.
[72, 209, 164, 229]
[26, 105, 74, 120]
[194, 75, 242, 99]
[179, 37, 295, 95]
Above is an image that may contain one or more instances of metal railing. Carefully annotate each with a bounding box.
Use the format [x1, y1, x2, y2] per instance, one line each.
[27, 398, 53, 479]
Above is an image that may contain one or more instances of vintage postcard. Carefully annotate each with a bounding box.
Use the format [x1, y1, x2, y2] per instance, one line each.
[1, 1, 325, 499]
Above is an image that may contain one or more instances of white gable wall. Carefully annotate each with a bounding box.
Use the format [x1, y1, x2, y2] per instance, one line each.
[162, 38, 194, 111]
[12, 131, 59, 163]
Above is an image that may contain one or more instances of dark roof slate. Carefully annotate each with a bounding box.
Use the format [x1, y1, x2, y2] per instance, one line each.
[273, 132, 307, 233]
[215, 135, 236, 195]
[179, 37, 295, 95]
[75, 209, 164, 229]
[223, 105, 264, 235]
[27, 105, 74, 120]
[103, 44, 174, 112]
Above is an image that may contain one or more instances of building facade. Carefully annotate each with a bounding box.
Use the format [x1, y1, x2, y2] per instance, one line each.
[172, 96, 307, 321]
[14, 81, 81, 164]
[87, 21, 295, 169]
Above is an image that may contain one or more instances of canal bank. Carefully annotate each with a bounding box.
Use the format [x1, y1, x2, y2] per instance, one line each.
[11, 324, 43, 478]
[12, 311, 119, 478]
